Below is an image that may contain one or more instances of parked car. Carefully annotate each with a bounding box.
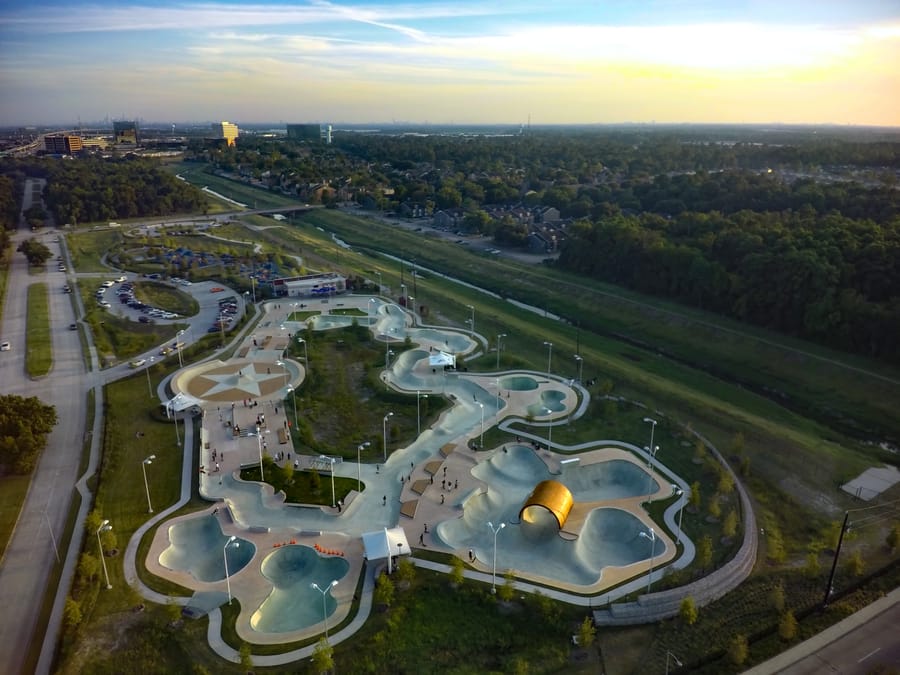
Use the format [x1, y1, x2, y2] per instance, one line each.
[138, 316, 151, 324]
[115, 275, 127, 283]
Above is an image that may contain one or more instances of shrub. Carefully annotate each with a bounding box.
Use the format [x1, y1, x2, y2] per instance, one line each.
[846, 550, 865, 577]
[450, 556, 465, 587]
[770, 582, 785, 612]
[728, 634, 748, 666]
[374, 573, 395, 608]
[886, 524, 900, 553]
[779, 610, 798, 641]
[312, 637, 334, 674]
[679, 596, 698, 625]
[578, 616, 596, 647]
[498, 569, 516, 602]
[723, 509, 738, 538]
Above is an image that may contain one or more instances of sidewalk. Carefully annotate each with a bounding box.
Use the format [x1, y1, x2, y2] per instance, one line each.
[743, 587, 900, 674]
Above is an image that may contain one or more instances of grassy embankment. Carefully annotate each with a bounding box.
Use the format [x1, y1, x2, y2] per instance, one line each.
[25, 282, 52, 376]
[132, 281, 199, 317]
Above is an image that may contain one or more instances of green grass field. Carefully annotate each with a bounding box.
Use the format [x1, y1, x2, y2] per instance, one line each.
[25, 282, 52, 376]
[133, 281, 198, 317]
[173, 164, 302, 210]
[66, 229, 124, 273]
[0, 474, 32, 561]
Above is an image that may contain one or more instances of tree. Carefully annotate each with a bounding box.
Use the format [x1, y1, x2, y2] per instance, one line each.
[0, 394, 58, 474]
[698, 535, 713, 571]
[498, 569, 516, 602]
[717, 470, 735, 496]
[728, 634, 748, 666]
[779, 610, 798, 641]
[692, 439, 707, 463]
[689, 481, 701, 511]
[374, 572, 394, 608]
[238, 642, 253, 670]
[63, 598, 82, 630]
[311, 637, 334, 674]
[282, 461, 294, 485]
[309, 468, 321, 494]
[886, 523, 900, 553]
[679, 596, 698, 625]
[770, 583, 785, 612]
[577, 616, 596, 647]
[395, 558, 416, 586]
[723, 509, 738, 538]
[846, 549, 865, 577]
[450, 556, 465, 587]
[729, 432, 745, 455]
[805, 551, 822, 578]
[708, 494, 722, 520]
[16, 238, 53, 266]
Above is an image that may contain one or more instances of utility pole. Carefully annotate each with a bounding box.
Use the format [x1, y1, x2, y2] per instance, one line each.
[822, 511, 850, 608]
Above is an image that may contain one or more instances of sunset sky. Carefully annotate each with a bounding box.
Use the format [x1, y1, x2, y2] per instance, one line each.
[1, 0, 898, 126]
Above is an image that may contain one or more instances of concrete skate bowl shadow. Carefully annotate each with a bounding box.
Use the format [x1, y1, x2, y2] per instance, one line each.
[158, 514, 255, 582]
[526, 389, 568, 417]
[499, 375, 539, 391]
[574, 508, 661, 575]
[251, 545, 350, 634]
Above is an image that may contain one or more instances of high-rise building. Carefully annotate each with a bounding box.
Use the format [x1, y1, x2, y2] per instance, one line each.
[44, 134, 84, 154]
[214, 122, 239, 146]
[113, 121, 139, 145]
[286, 123, 332, 143]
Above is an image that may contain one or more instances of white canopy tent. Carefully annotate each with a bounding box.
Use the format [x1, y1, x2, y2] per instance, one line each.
[362, 527, 411, 574]
[428, 351, 456, 368]
[163, 391, 204, 416]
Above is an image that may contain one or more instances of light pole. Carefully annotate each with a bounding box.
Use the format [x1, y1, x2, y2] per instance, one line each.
[96, 520, 112, 589]
[297, 337, 308, 374]
[356, 442, 371, 493]
[176, 330, 185, 368]
[276, 360, 288, 390]
[545, 407, 554, 449]
[478, 402, 485, 449]
[141, 455, 156, 513]
[644, 445, 659, 498]
[639, 528, 657, 594]
[643, 417, 657, 461]
[543, 341, 553, 375]
[223, 535, 239, 604]
[384, 349, 394, 390]
[466, 304, 475, 336]
[311, 580, 338, 640]
[672, 485, 685, 546]
[487, 521, 506, 594]
[383, 412, 394, 460]
[368, 297, 376, 324]
[417, 391, 428, 436]
[666, 650, 683, 675]
[254, 425, 265, 482]
[173, 408, 181, 447]
[286, 385, 299, 431]
[375, 271, 382, 294]
[400, 283, 406, 302]
[408, 295, 415, 314]
[496, 333, 507, 369]
[321, 455, 337, 507]
[145, 356, 156, 398]
[574, 354, 583, 383]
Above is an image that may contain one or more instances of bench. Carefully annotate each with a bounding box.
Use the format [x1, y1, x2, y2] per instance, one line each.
[277, 427, 288, 444]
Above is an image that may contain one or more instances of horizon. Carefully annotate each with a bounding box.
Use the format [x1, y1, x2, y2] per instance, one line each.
[1, 0, 899, 127]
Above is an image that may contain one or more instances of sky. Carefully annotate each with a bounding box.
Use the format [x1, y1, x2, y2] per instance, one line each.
[1, 0, 899, 127]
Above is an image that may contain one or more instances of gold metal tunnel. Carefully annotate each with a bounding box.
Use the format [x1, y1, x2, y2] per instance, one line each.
[519, 480, 574, 530]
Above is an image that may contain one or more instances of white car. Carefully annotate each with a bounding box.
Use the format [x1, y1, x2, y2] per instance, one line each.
[102, 280, 115, 288]
[116, 275, 127, 283]
[0, 341, 10, 351]
[130, 359, 147, 368]
[98, 301, 112, 309]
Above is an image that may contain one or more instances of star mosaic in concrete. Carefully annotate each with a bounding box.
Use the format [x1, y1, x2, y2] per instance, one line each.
[185, 363, 290, 402]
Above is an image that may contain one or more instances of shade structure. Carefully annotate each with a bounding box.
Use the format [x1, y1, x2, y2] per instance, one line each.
[519, 480, 574, 530]
[362, 527, 411, 562]
[428, 351, 456, 368]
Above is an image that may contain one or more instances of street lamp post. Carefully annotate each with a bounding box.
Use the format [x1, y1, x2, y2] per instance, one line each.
[141, 455, 156, 513]
[297, 337, 308, 374]
[357, 442, 371, 493]
[643, 417, 657, 461]
[145, 356, 156, 398]
[321, 455, 337, 507]
[367, 298, 376, 325]
[311, 580, 338, 640]
[276, 360, 288, 390]
[672, 485, 685, 546]
[375, 271, 382, 294]
[543, 341, 553, 375]
[400, 283, 406, 302]
[286, 385, 299, 431]
[665, 651, 683, 675]
[478, 402, 485, 449]
[176, 330, 185, 368]
[545, 407, 554, 449]
[466, 304, 475, 336]
[487, 521, 506, 594]
[382, 412, 394, 460]
[574, 354, 583, 383]
[644, 445, 659, 498]
[639, 528, 657, 594]
[223, 535, 239, 604]
[254, 425, 266, 482]
[417, 391, 428, 436]
[96, 520, 112, 589]
[496, 333, 507, 369]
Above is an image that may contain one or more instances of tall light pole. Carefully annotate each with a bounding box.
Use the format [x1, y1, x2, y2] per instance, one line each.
[644, 445, 659, 498]
[145, 356, 156, 398]
[543, 341, 553, 375]
[478, 402, 485, 449]
[286, 385, 299, 431]
[666, 651, 683, 675]
[254, 425, 266, 482]
[141, 455, 156, 513]
[466, 304, 475, 336]
[487, 521, 506, 594]
[311, 580, 338, 640]
[368, 297, 377, 324]
[382, 412, 394, 461]
[639, 528, 657, 594]
[417, 391, 428, 437]
[643, 417, 657, 461]
[671, 485, 685, 546]
[384, 349, 394, 390]
[321, 455, 337, 507]
[408, 295, 415, 314]
[176, 330, 185, 368]
[375, 271, 382, 294]
[574, 354, 583, 383]
[496, 333, 507, 369]
[545, 407, 554, 449]
[357, 442, 371, 493]
[97, 520, 112, 589]
[400, 283, 406, 302]
[297, 337, 308, 374]
[276, 360, 288, 390]
[223, 535, 239, 604]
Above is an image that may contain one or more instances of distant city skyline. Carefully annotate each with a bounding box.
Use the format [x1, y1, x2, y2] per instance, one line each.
[1, 0, 898, 127]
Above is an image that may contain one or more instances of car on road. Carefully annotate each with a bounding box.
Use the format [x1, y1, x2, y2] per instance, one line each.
[63, 285, 71, 293]
[159, 346, 171, 355]
[0, 341, 10, 351]
[129, 359, 146, 368]
[210, 287, 225, 293]
[58, 265, 67, 272]
[101, 281, 115, 288]
[98, 301, 111, 309]
[69, 323, 77, 331]
[138, 316, 151, 324]
[115, 275, 127, 283]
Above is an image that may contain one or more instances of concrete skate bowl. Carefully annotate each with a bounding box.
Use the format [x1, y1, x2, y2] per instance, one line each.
[310, 314, 375, 330]
[574, 508, 662, 574]
[251, 545, 350, 634]
[499, 375, 539, 391]
[526, 389, 568, 417]
[410, 328, 473, 354]
[561, 459, 658, 501]
[158, 514, 255, 582]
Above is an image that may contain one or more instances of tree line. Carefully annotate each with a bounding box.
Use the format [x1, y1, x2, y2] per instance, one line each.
[0, 394, 58, 474]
